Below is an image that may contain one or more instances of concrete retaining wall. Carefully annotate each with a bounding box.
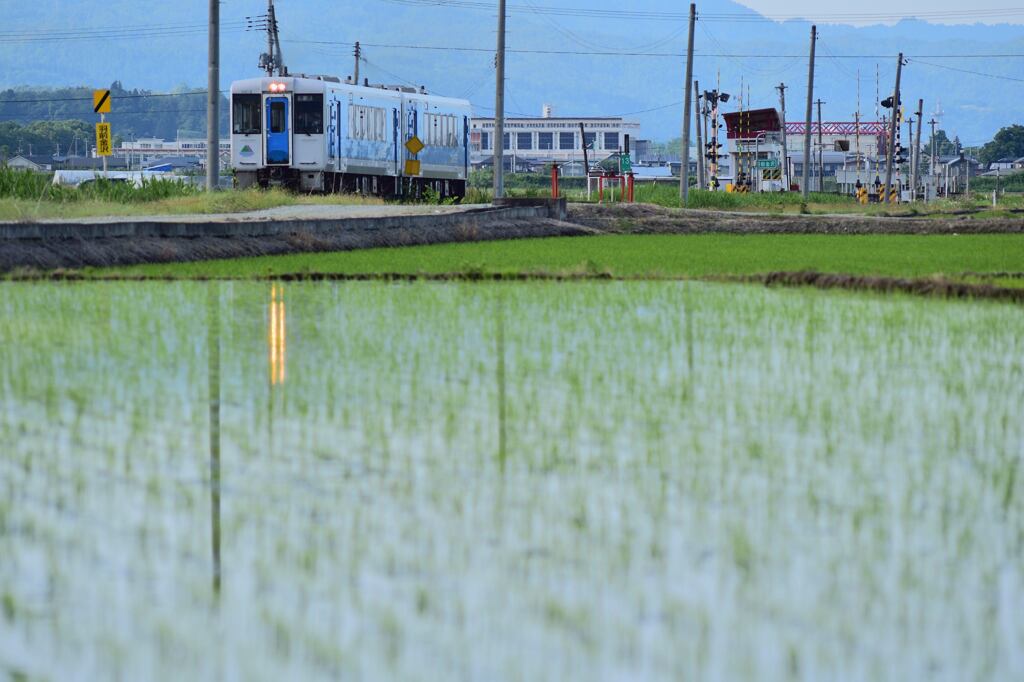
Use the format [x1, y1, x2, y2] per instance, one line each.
[0, 205, 559, 241]
[0, 202, 592, 272]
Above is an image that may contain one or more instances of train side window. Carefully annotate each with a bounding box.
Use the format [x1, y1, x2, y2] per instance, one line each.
[295, 94, 324, 135]
[232, 94, 261, 135]
[270, 101, 286, 133]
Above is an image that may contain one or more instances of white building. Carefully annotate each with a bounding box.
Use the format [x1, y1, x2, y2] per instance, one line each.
[115, 138, 231, 167]
[470, 107, 640, 168]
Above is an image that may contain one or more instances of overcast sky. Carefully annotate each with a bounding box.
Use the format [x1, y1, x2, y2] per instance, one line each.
[733, 0, 1024, 24]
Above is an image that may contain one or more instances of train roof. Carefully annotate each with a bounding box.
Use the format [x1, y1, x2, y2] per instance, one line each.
[230, 75, 471, 107]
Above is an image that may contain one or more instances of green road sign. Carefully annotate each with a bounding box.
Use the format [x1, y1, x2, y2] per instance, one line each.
[756, 159, 780, 169]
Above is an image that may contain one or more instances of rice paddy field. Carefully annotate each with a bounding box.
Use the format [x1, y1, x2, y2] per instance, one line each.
[99, 233, 1024, 286]
[1, 279, 1022, 681]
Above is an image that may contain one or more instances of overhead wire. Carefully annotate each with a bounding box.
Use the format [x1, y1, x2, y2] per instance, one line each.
[380, 0, 1024, 24]
[908, 58, 1024, 83]
[283, 39, 1024, 59]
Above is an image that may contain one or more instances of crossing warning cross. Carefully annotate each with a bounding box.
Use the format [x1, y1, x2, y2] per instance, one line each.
[93, 89, 111, 114]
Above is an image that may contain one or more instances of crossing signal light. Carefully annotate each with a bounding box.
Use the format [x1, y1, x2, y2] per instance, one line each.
[881, 96, 899, 109]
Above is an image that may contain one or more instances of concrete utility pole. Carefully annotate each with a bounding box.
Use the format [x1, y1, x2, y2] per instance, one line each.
[680, 3, 696, 204]
[816, 98, 825, 192]
[883, 53, 904, 204]
[267, 1, 276, 74]
[695, 80, 705, 190]
[802, 25, 816, 199]
[777, 82, 789, 189]
[493, 0, 507, 200]
[206, 0, 219, 191]
[929, 117, 938, 178]
[354, 42, 361, 85]
[912, 98, 923, 201]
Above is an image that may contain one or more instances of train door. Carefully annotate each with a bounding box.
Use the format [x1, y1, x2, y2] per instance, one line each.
[265, 96, 291, 165]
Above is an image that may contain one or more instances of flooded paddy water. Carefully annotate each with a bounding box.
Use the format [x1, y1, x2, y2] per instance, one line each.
[0, 280, 1022, 680]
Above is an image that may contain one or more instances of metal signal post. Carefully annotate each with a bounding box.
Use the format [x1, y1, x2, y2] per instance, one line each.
[883, 53, 904, 204]
[694, 80, 704, 190]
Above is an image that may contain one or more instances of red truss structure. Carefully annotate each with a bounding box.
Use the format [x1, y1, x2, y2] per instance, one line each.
[722, 108, 888, 139]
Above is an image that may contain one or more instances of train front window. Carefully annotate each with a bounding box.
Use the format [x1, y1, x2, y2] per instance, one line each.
[295, 94, 324, 135]
[270, 101, 287, 133]
[232, 94, 261, 135]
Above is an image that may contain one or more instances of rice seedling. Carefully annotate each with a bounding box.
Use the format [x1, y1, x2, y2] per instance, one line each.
[0, 280, 1020, 680]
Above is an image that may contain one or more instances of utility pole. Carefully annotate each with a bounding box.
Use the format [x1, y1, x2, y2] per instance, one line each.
[354, 42, 361, 84]
[680, 3, 696, 204]
[929, 117, 938, 179]
[207, 0, 219, 191]
[802, 25, 816, 199]
[694, 81, 705, 190]
[493, 0, 507, 200]
[815, 99, 825, 193]
[912, 98, 923, 202]
[777, 82, 789, 189]
[883, 53, 904, 204]
[260, 0, 285, 77]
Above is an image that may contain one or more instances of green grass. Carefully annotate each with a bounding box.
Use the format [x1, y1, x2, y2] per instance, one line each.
[0, 185, 386, 221]
[474, 168, 1024, 215]
[94, 233, 1024, 282]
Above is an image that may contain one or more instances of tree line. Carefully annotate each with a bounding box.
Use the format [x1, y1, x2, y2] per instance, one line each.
[0, 82, 228, 158]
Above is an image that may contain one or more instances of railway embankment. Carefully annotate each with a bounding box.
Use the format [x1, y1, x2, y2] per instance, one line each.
[0, 199, 585, 272]
[570, 203, 1024, 234]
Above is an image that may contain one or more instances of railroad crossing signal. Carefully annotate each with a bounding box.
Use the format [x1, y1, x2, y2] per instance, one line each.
[95, 122, 113, 156]
[93, 89, 111, 114]
[856, 185, 869, 204]
[404, 135, 425, 155]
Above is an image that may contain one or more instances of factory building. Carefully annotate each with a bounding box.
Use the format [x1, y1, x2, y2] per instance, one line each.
[470, 106, 640, 169]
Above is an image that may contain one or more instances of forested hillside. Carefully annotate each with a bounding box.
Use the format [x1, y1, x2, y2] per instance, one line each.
[1, 0, 1021, 144]
[0, 83, 228, 152]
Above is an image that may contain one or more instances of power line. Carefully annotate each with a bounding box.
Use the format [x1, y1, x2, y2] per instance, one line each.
[380, 0, 1024, 23]
[283, 39, 1024, 59]
[0, 108, 211, 120]
[0, 92, 226, 106]
[0, 24, 251, 44]
[909, 58, 1024, 83]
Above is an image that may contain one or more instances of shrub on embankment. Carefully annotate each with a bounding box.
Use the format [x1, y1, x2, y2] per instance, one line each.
[0, 166, 197, 203]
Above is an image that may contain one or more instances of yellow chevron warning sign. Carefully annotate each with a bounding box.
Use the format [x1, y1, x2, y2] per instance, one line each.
[93, 89, 111, 114]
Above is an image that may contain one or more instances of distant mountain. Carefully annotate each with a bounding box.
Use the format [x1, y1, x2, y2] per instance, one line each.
[1, 0, 1021, 144]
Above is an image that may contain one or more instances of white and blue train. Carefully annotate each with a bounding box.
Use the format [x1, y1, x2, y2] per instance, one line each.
[230, 75, 472, 199]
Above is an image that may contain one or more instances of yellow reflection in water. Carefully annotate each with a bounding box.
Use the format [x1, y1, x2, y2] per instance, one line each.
[268, 284, 287, 386]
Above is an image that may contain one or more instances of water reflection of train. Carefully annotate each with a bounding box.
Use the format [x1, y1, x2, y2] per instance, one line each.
[230, 75, 471, 200]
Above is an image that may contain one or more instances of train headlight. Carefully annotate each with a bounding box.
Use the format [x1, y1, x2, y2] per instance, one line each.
[268, 82, 287, 93]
